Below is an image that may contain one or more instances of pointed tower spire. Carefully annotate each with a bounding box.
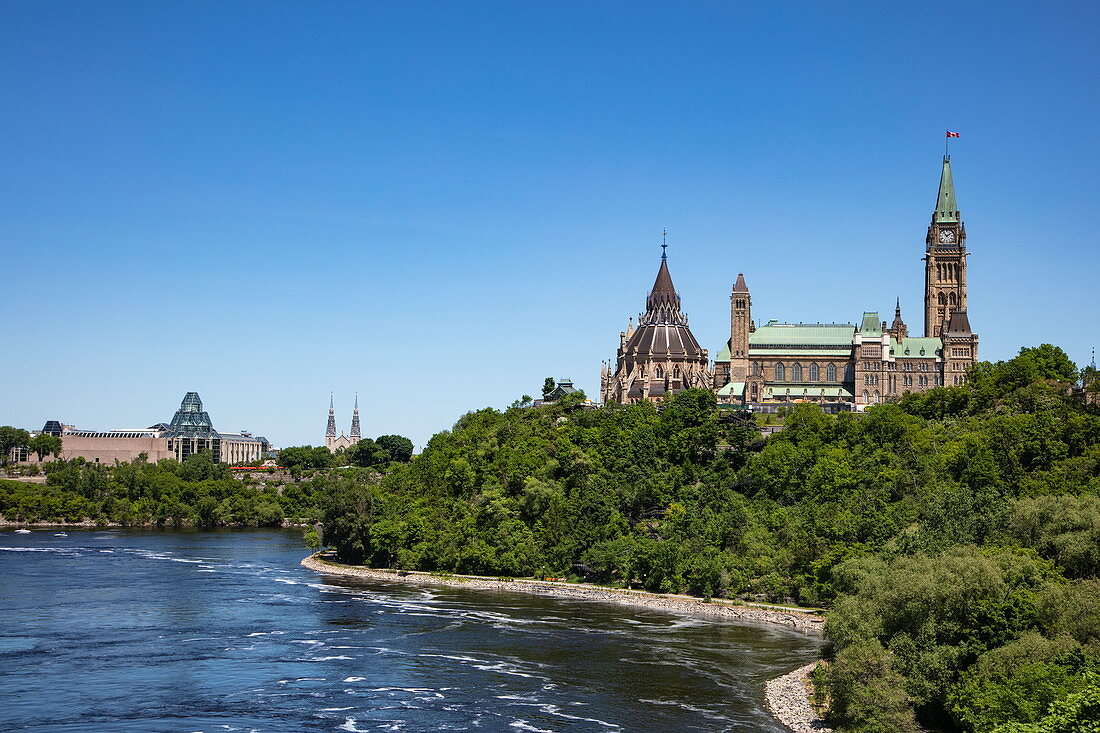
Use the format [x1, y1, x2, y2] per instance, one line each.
[350, 394, 361, 438]
[325, 393, 337, 438]
[890, 298, 908, 338]
[733, 273, 749, 293]
[934, 155, 959, 223]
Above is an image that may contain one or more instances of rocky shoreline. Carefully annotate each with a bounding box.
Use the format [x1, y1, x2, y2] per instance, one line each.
[301, 553, 825, 632]
[766, 662, 834, 732]
[302, 553, 831, 732]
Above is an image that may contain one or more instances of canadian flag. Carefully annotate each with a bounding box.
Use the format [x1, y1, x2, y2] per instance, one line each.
[946, 130, 960, 138]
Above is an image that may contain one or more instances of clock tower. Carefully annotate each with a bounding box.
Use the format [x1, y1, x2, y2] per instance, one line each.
[924, 155, 968, 338]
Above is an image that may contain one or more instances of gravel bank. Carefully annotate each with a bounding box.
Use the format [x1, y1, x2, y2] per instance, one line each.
[765, 662, 834, 732]
[301, 553, 825, 633]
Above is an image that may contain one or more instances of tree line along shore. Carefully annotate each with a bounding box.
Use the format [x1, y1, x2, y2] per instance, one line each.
[3, 343, 1100, 731]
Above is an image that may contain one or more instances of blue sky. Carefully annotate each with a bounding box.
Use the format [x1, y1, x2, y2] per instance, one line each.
[3, 1, 1098, 449]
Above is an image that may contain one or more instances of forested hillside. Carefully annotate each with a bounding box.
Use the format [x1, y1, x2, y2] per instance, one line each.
[0, 455, 329, 526]
[320, 344, 1100, 731]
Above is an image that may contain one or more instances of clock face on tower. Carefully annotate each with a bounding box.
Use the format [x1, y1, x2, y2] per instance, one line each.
[938, 229, 956, 244]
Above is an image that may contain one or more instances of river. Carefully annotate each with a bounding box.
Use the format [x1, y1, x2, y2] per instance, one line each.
[0, 528, 819, 732]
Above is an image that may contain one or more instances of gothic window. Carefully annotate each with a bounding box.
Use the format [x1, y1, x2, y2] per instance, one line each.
[674, 365, 681, 378]
[791, 363, 803, 381]
[873, 390, 880, 404]
[826, 363, 837, 382]
[809, 363, 819, 381]
[751, 362, 759, 376]
[949, 292, 957, 306]
[775, 363, 786, 381]
[656, 366, 664, 379]
[862, 390, 870, 403]
[938, 292, 947, 305]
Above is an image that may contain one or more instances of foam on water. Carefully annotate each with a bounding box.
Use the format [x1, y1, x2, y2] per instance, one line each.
[0, 528, 819, 732]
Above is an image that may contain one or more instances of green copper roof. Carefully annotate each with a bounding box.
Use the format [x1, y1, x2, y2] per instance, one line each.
[750, 321, 855, 347]
[859, 312, 883, 337]
[750, 348, 852, 357]
[715, 343, 731, 362]
[717, 381, 745, 396]
[890, 337, 943, 358]
[935, 156, 959, 223]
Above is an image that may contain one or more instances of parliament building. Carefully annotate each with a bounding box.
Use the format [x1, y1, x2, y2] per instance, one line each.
[601, 155, 979, 409]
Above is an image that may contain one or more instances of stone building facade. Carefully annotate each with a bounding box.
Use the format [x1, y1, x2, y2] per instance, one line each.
[601, 253, 712, 404]
[712, 155, 979, 408]
[601, 155, 980, 410]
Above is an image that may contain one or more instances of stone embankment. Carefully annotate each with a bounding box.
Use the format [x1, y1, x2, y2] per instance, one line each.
[765, 662, 834, 732]
[301, 553, 825, 633]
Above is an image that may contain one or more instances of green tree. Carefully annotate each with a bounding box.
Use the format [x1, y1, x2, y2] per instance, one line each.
[0, 426, 31, 466]
[28, 433, 62, 461]
[376, 434, 414, 463]
[541, 377, 556, 400]
[346, 438, 388, 468]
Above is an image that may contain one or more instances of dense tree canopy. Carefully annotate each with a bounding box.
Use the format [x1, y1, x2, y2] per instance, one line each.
[315, 344, 1100, 731]
[0, 452, 327, 527]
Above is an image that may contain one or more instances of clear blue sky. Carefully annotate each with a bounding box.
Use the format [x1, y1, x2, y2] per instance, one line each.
[3, 1, 1098, 449]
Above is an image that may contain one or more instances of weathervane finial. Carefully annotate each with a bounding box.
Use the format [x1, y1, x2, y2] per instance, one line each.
[661, 227, 668, 260]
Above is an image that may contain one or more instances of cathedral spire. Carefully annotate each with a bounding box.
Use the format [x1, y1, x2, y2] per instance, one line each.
[325, 393, 337, 438]
[350, 394, 361, 438]
[934, 155, 959, 223]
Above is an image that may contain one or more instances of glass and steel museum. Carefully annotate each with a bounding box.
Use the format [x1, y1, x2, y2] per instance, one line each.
[13, 392, 269, 466]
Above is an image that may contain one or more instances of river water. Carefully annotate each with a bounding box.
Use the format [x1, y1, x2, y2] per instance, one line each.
[0, 529, 818, 732]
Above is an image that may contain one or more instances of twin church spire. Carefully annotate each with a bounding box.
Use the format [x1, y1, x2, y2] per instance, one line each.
[324, 394, 361, 449]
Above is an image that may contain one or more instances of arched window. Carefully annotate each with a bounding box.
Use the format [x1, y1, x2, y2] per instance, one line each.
[674, 365, 680, 378]
[872, 390, 880, 404]
[809, 363, 819, 381]
[948, 292, 957, 306]
[751, 362, 759, 376]
[938, 292, 947, 305]
[862, 390, 869, 403]
[774, 363, 786, 381]
[827, 363, 837, 382]
[791, 363, 803, 381]
[656, 365, 664, 379]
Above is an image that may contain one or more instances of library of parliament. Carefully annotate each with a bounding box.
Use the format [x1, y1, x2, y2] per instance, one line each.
[600, 154, 980, 409]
